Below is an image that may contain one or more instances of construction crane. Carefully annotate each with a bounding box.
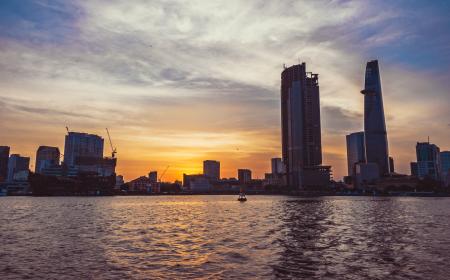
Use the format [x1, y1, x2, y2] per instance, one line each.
[106, 128, 117, 158]
[159, 166, 170, 182]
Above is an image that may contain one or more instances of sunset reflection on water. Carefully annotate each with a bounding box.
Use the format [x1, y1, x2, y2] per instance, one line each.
[1, 196, 450, 279]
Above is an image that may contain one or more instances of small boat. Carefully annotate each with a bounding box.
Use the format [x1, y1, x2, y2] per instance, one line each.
[237, 192, 247, 202]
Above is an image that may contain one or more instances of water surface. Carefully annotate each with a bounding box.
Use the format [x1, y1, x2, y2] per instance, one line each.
[1, 196, 450, 279]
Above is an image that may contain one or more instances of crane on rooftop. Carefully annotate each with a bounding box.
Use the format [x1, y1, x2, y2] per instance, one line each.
[106, 128, 117, 158]
[159, 166, 170, 183]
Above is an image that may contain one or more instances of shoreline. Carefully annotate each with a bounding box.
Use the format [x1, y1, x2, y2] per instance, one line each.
[3, 192, 450, 198]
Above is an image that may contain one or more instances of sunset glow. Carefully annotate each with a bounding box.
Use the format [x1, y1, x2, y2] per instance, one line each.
[1, 0, 449, 181]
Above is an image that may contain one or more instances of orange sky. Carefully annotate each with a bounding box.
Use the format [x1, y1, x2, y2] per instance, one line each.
[1, 1, 449, 182]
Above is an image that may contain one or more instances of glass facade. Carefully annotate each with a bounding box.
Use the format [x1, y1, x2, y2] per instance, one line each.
[346, 132, 366, 177]
[361, 60, 390, 176]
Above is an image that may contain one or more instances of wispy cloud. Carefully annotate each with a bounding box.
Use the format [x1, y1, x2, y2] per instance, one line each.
[0, 0, 449, 180]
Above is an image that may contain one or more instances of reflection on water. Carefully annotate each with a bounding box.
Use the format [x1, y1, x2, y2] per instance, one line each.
[1, 196, 450, 279]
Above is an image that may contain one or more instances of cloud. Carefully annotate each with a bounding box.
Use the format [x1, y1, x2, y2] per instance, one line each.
[321, 106, 363, 135]
[0, 0, 449, 180]
[1, 97, 92, 119]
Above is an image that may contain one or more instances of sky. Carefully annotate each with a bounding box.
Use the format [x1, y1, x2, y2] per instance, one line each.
[0, 0, 449, 182]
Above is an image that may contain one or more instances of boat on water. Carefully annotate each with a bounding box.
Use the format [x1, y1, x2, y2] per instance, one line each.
[237, 192, 247, 202]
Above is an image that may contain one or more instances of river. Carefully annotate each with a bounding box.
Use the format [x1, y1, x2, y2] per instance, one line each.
[1, 196, 450, 279]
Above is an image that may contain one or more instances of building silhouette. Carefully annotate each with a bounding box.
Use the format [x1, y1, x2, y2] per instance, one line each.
[149, 171, 158, 183]
[441, 151, 450, 186]
[271, 158, 283, 174]
[281, 63, 329, 189]
[413, 142, 441, 180]
[7, 154, 30, 182]
[63, 132, 104, 167]
[346, 132, 366, 177]
[35, 146, 60, 174]
[238, 169, 252, 183]
[0, 146, 10, 182]
[361, 60, 390, 176]
[203, 160, 220, 180]
[63, 131, 115, 176]
[410, 162, 418, 177]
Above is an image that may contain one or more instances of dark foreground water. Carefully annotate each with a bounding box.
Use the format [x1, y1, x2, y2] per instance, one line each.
[1, 196, 450, 279]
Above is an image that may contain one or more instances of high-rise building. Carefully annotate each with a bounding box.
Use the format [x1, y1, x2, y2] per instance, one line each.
[203, 160, 220, 180]
[238, 169, 252, 183]
[441, 151, 450, 182]
[7, 154, 30, 182]
[0, 146, 10, 182]
[281, 63, 328, 188]
[63, 132, 104, 167]
[346, 132, 366, 177]
[271, 158, 283, 174]
[35, 146, 60, 174]
[415, 142, 441, 180]
[361, 60, 390, 176]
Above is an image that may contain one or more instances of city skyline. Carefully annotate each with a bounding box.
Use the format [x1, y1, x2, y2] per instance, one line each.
[1, 1, 450, 181]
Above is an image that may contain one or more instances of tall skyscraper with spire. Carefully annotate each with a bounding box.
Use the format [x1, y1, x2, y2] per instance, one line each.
[361, 60, 390, 176]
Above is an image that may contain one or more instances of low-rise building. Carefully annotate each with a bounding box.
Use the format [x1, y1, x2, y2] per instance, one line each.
[128, 176, 160, 193]
[35, 146, 60, 174]
[7, 154, 30, 182]
[355, 162, 380, 188]
[149, 171, 158, 183]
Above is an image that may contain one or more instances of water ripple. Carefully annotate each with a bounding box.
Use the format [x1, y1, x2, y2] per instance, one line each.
[1, 196, 450, 279]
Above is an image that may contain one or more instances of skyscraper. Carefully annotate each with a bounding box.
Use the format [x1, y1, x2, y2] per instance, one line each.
[281, 63, 328, 188]
[35, 146, 60, 174]
[0, 146, 10, 182]
[203, 160, 220, 180]
[346, 132, 366, 177]
[415, 142, 441, 180]
[63, 132, 104, 167]
[361, 60, 390, 176]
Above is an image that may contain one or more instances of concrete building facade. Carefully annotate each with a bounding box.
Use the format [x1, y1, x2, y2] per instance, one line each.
[281, 63, 327, 189]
